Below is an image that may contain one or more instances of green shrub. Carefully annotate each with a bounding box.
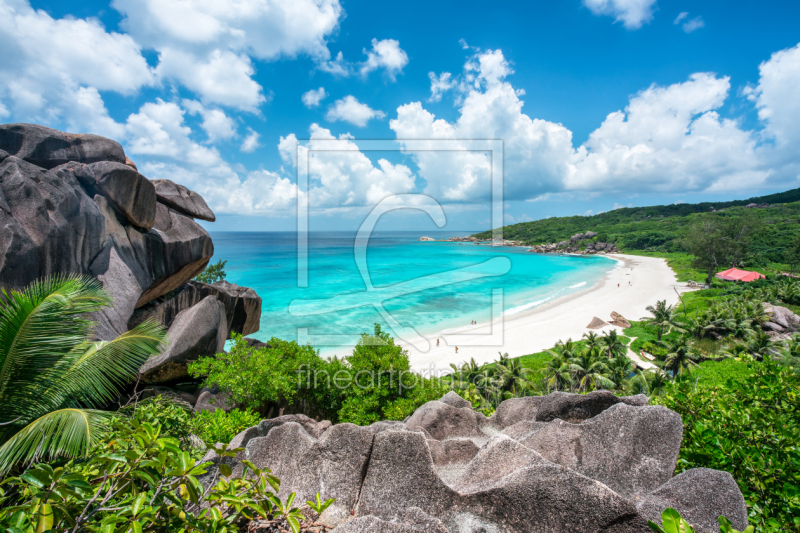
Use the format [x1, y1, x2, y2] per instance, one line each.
[115, 395, 193, 446]
[188, 333, 320, 412]
[192, 408, 261, 446]
[194, 259, 227, 284]
[0, 418, 330, 533]
[654, 358, 800, 531]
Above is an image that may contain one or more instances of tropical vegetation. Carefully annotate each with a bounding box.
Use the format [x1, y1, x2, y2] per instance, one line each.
[0, 276, 166, 475]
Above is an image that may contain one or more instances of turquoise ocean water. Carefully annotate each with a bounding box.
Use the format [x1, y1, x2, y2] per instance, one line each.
[210, 232, 616, 349]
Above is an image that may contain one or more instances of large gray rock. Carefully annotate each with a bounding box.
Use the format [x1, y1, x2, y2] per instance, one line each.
[522, 403, 683, 497]
[194, 389, 234, 413]
[257, 414, 332, 439]
[198, 390, 742, 533]
[332, 508, 450, 533]
[0, 125, 231, 342]
[357, 429, 650, 533]
[129, 279, 262, 336]
[637, 468, 748, 533]
[88, 197, 213, 338]
[152, 178, 215, 221]
[245, 422, 377, 526]
[405, 400, 488, 442]
[139, 295, 227, 383]
[0, 123, 126, 170]
[535, 389, 639, 423]
[68, 161, 157, 229]
[0, 156, 106, 292]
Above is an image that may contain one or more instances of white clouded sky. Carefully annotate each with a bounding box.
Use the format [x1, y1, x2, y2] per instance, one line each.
[1, 0, 799, 230]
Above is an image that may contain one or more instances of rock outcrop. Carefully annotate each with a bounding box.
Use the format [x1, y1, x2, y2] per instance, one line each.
[528, 236, 619, 255]
[0, 123, 126, 169]
[199, 391, 746, 533]
[129, 279, 262, 336]
[0, 124, 227, 341]
[139, 295, 227, 383]
[0, 123, 262, 350]
[152, 179, 215, 222]
[610, 311, 633, 328]
[761, 303, 799, 334]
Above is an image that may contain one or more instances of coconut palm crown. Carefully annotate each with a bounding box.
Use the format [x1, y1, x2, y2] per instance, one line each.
[0, 275, 166, 474]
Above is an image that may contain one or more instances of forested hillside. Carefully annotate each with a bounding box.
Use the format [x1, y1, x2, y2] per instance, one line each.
[475, 188, 800, 265]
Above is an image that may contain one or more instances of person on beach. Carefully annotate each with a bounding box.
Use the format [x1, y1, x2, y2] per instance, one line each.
[436, 338, 440, 347]
[455, 346, 459, 353]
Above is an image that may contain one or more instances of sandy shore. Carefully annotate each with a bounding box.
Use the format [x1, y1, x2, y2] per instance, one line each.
[400, 254, 695, 373]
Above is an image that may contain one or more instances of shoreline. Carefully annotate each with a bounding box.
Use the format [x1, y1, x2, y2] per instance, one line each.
[396, 253, 694, 372]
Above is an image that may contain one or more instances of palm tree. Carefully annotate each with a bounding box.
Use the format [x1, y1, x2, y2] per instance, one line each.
[582, 332, 601, 350]
[718, 341, 751, 360]
[607, 354, 634, 389]
[744, 330, 780, 361]
[642, 300, 684, 341]
[449, 358, 482, 390]
[778, 335, 800, 374]
[0, 276, 166, 473]
[628, 369, 670, 397]
[544, 352, 573, 392]
[600, 330, 627, 358]
[661, 336, 700, 376]
[494, 354, 532, 396]
[568, 347, 614, 392]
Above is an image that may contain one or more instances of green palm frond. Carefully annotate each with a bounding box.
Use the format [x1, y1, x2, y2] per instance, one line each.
[0, 408, 111, 474]
[0, 276, 111, 423]
[38, 320, 167, 411]
[0, 275, 167, 474]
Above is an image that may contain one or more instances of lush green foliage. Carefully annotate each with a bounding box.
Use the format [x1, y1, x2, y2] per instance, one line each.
[654, 358, 800, 531]
[647, 507, 754, 533]
[0, 276, 166, 475]
[194, 260, 227, 284]
[474, 190, 800, 266]
[189, 334, 320, 412]
[189, 326, 449, 425]
[191, 408, 261, 447]
[0, 419, 331, 533]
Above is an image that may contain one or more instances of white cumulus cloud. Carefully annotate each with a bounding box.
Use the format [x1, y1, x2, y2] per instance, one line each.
[583, 0, 657, 30]
[240, 128, 261, 152]
[359, 38, 409, 80]
[112, 0, 344, 109]
[302, 87, 328, 108]
[182, 99, 238, 142]
[326, 96, 386, 127]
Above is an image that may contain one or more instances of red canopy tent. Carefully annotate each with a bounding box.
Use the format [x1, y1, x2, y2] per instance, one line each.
[716, 268, 766, 282]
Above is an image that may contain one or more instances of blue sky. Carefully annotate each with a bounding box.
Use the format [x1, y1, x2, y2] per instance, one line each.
[2, 0, 800, 232]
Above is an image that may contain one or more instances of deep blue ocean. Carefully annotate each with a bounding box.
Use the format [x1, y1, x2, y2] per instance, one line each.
[209, 232, 616, 350]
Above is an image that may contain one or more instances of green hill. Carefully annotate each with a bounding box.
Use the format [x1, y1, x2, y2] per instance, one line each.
[473, 188, 800, 266]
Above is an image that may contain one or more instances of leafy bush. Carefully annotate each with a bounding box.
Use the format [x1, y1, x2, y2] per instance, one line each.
[191, 408, 261, 447]
[333, 325, 448, 425]
[654, 358, 800, 531]
[648, 507, 753, 533]
[115, 395, 194, 446]
[0, 418, 330, 533]
[189, 334, 320, 412]
[195, 259, 227, 284]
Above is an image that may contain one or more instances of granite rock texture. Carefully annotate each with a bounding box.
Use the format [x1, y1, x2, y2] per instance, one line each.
[139, 295, 227, 383]
[201, 390, 746, 533]
[0, 124, 232, 341]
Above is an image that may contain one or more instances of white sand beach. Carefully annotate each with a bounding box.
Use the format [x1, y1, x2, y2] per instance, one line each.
[401, 254, 695, 373]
